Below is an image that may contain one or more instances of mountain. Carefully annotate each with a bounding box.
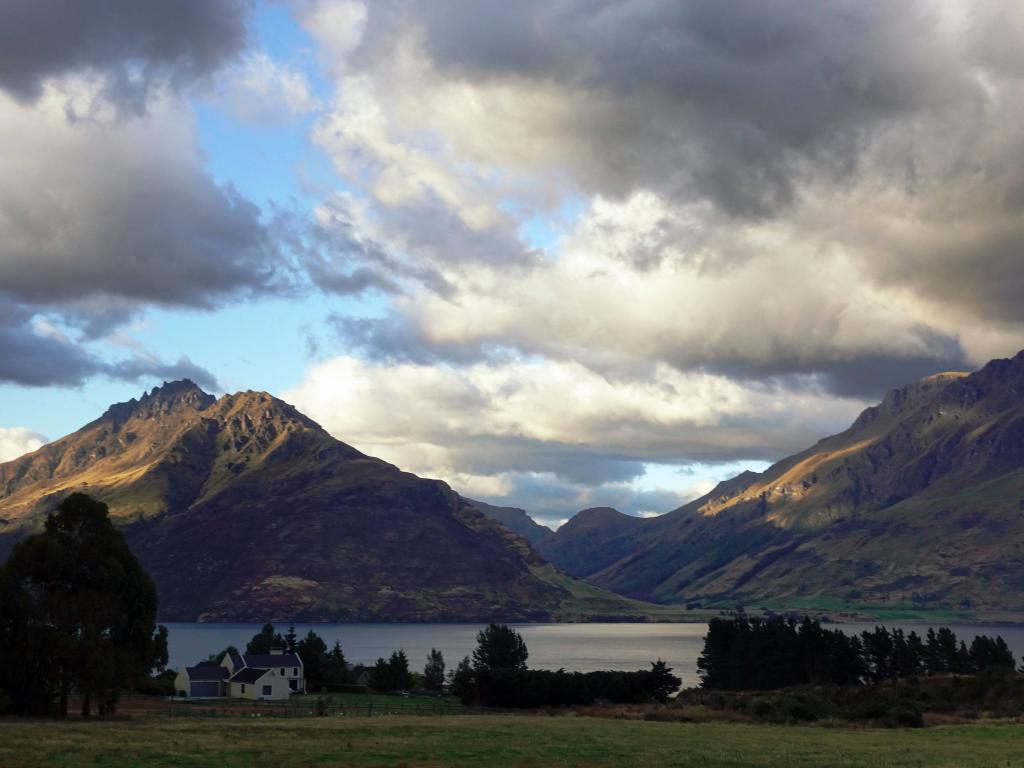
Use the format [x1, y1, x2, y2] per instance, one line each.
[0, 381, 666, 622]
[465, 498, 554, 548]
[535, 507, 645, 577]
[541, 351, 1024, 619]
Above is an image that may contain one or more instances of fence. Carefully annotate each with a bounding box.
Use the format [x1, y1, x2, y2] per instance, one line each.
[147, 698, 464, 719]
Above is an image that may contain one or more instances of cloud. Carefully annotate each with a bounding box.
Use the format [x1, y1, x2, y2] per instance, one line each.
[107, 355, 220, 392]
[298, 0, 1024, 405]
[210, 52, 319, 124]
[0, 297, 221, 389]
[283, 354, 865, 495]
[335, 190, 973, 399]
[0, 427, 47, 463]
[0, 84, 284, 310]
[0, 302, 107, 387]
[0, 0, 249, 112]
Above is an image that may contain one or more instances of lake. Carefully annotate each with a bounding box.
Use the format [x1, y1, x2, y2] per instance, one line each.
[164, 621, 1024, 689]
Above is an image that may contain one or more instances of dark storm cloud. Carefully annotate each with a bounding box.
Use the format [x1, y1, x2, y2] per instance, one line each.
[696, 336, 970, 401]
[0, 303, 105, 387]
[0, 0, 250, 111]
[0, 299, 221, 389]
[369, 0, 968, 217]
[0, 165, 283, 309]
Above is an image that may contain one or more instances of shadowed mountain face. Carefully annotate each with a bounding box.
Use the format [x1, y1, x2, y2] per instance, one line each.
[465, 498, 554, 548]
[541, 351, 1024, 617]
[0, 381, 646, 622]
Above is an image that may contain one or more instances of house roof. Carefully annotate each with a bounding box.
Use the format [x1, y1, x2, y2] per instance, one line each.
[230, 667, 271, 684]
[226, 648, 245, 670]
[244, 653, 302, 668]
[185, 662, 229, 681]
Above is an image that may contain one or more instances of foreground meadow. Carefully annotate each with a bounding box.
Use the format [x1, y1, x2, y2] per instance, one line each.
[1, 714, 1022, 768]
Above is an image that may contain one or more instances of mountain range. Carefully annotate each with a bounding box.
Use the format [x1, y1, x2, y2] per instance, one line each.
[537, 351, 1024, 620]
[4, 349, 1024, 622]
[0, 381, 664, 622]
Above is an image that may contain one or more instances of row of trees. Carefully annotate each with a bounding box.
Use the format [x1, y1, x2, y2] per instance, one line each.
[0, 495, 168, 716]
[698, 617, 1019, 690]
[448, 623, 681, 707]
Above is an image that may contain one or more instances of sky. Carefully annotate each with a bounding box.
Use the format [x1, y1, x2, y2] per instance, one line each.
[2, 1, 1023, 528]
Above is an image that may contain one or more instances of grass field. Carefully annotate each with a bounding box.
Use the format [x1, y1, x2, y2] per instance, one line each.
[1, 714, 1022, 767]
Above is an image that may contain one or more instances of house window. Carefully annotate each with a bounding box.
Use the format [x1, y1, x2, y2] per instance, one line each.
[292, 668, 297, 676]
[262, 685, 272, 696]
[280, 668, 285, 676]
[241, 684, 246, 693]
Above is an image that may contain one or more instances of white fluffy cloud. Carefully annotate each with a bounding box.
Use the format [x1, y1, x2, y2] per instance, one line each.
[283, 354, 865, 514]
[0, 427, 47, 463]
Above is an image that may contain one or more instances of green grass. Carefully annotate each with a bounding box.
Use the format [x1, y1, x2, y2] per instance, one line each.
[1, 715, 1022, 767]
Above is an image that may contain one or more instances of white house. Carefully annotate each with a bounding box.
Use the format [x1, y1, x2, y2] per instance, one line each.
[174, 645, 305, 700]
[228, 667, 292, 700]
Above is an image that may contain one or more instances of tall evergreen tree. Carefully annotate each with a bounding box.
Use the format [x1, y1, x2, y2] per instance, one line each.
[0, 493, 164, 716]
[284, 625, 298, 653]
[424, 648, 446, 691]
[324, 640, 351, 686]
[389, 650, 412, 690]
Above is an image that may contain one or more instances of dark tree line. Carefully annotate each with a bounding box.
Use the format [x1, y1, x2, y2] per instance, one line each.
[369, 650, 412, 692]
[0, 494, 167, 716]
[698, 617, 1018, 691]
[449, 623, 680, 707]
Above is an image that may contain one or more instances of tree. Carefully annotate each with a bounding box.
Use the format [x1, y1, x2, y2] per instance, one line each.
[368, 657, 391, 692]
[645, 660, 682, 703]
[152, 625, 169, 674]
[297, 630, 328, 691]
[472, 624, 528, 672]
[246, 623, 283, 655]
[208, 645, 239, 664]
[389, 650, 411, 690]
[424, 648, 446, 691]
[448, 655, 475, 702]
[368, 650, 411, 692]
[285, 625, 298, 653]
[0, 493, 165, 716]
[324, 641, 351, 687]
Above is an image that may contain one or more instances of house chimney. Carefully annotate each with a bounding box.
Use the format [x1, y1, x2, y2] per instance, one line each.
[270, 645, 285, 655]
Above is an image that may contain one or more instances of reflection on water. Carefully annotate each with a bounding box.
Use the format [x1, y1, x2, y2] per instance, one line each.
[164, 621, 1024, 690]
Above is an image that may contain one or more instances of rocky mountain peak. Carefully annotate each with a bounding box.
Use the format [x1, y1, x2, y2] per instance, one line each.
[102, 379, 216, 428]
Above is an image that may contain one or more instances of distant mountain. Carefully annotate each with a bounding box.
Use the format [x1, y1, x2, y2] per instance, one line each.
[541, 351, 1024, 618]
[0, 381, 662, 622]
[465, 498, 554, 548]
[535, 507, 645, 577]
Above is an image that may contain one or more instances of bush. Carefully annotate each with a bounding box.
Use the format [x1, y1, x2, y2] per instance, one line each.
[134, 671, 176, 696]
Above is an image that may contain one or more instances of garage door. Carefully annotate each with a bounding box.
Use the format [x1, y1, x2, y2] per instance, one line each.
[190, 681, 220, 697]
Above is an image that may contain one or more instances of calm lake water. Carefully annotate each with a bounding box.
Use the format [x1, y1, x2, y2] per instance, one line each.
[165, 622, 1024, 689]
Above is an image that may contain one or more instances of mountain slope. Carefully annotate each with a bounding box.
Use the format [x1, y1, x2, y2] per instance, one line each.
[0, 381, 657, 622]
[542, 352, 1024, 617]
[466, 498, 554, 548]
